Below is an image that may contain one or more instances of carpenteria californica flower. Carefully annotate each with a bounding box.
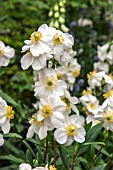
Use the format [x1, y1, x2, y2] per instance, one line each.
[19, 163, 55, 170]
[0, 134, 4, 146]
[87, 70, 105, 89]
[27, 113, 53, 140]
[22, 24, 55, 57]
[103, 74, 113, 92]
[54, 115, 86, 145]
[19, 163, 32, 170]
[21, 51, 53, 70]
[0, 40, 15, 67]
[61, 90, 79, 115]
[86, 114, 100, 127]
[0, 97, 14, 134]
[34, 68, 67, 97]
[97, 44, 109, 62]
[94, 62, 109, 73]
[37, 93, 66, 128]
[102, 90, 113, 110]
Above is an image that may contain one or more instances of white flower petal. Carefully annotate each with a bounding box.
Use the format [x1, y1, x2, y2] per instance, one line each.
[1, 119, 10, 134]
[21, 52, 33, 70]
[54, 128, 67, 144]
[26, 125, 34, 138]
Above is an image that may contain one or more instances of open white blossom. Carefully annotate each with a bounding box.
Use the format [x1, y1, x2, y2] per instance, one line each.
[103, 74, 113, 92]
[87, 70, 105, 89]
[37, 93, 66, 128]
[102, 90, 113, 110]
[34, 68, 67, 97]
[0, 41, 15, 66]
[94, 62, 109, 73]
[0, 97, 14, 134]
[97, 44, 109, 62]
[22, 24, 55, 57]
[78, 18, 93, 27]
[0, 134, 4, 146]
[27, 113, 53, 140]
[19, 163, 32, 170]
[54, 115, 86, 145]
[61, 90, 79, 115]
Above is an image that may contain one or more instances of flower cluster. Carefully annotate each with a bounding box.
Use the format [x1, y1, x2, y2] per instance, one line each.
[19, 163, 56, 170]
[21, 24, 86, 146]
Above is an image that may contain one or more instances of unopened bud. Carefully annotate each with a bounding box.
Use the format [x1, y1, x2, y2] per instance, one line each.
[54, 21, 59, 28]
[59, 17, 65, 24]
[61, 24, 69, 32]
[60, 7, 66, 13]
[48, 10, 53, 17]
[54, 12, 59, 18]
[54, 4, 59, 11]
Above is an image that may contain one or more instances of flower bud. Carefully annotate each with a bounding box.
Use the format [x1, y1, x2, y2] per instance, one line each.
[48, 10, 53, 17]
[60, 7, 66, 13]
[54, 21, 59, 28]
[54, 12, 59, 18]
[59, 17, 65, 24]
[54, 4, 59, 11]
[61, 24, 69, 32]
[59, 2, 64, 7]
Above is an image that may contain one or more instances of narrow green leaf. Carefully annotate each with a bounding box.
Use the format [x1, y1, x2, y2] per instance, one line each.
[5, 141, 20, 155]
[4, 133, 22, 139]
[58, 146, 70, 170]
[26, 149, 33, 165]
[81, 142, 105, 146]
[23, 140, 36, 158]
[90, 164, 107, 170]
[26, 138, 41, 146]
[0, 155, 24, 164]
[0, 165, 18, 170]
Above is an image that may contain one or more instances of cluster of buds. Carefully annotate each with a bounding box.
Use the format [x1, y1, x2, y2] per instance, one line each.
[48, 0, 69, 32]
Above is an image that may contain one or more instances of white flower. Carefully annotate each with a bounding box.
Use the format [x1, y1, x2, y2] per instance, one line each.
[21, 51, 53, 70]
[61, 90, 79, 115]
[0, 97, 14, 134]
[54, 115, 86, 145]
[37, 93, 66, 128]
[87, 70, 105, 89]
[34, 68, 67, 97]
[94, 62, 109, 73]
[22, 24, 55, 57]
[102, 90, 113, 110]
[78, 18, 93, 27]
[27, 113, 53, 140]
[0, 134, 4, 146]
[0, 41, 15, 66]
[103, 74, 113, 91]
[19, 163, 32, 170]
[86, 114, 100, 127]
[97, 44, 109, 62]
[56, 66, 66, 80]
[52, 30, 74, 63]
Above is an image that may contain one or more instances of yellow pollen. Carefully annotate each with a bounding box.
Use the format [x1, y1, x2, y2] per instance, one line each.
[62, 97, 70, 111]
[6, 106, 15, 120]
[82, 89, 92, 95]
[103, 90, 113, 98]
[73, 68, 80, 77]
[41, 105, 53, 118]
[109, 74, 113, 80]
[30, 31, 42, 43]
[88, 103, 96, 110]
[102, 111, 113, 123]
[66, 123, 78, 136]
[49, 165, 56, 170]
[82, 106, 89, 115]
[0, 48, 4, 55]
[30, 114, 44, 126]
[43, 76, 57, 90]
[87, 71, 96, 79]
[57, 72, 63, 80]
[53, 32, 64, 45]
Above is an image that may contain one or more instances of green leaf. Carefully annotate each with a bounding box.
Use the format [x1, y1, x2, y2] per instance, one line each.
[0, 155, 24, 164]
[81, 142, 105, 146]
[5, 141, 20, 155]
[58, 146, 70, 170]
[26, 138, 41, 146]
[23, 140, 36, 158]
[94, 145, 110, 157]
[4, 133, 22, 139]
[0, 165, 18, 170]
[26, 149, 33, 165]
[90, 163, 107, 170]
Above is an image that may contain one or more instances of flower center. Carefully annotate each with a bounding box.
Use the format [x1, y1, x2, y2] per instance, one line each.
[103, 90, 113, 98]
[82, 89, 92, 95]
[62, 97, 70, 111]
[88, 103, 97, 110]
[29, 114, 44, 126]
[43, 76, 57, 90]
[30, 31, 43, 43]
[0, 48, 4, 55]
[41, 105, 53, 118]
[109, 74, 113, 80]
[6, 106, 15, 120]
[73, 68, 80, 77]
[53, 32, 64, 45]
[49, 165, 56, 170]
[66, 123, 78, 136]
[57, 72, 63, 80]
[102, 111, 113, 123]
[87, 71, 96, 79]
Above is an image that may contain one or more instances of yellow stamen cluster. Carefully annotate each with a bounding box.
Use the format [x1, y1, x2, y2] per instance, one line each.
[29, 114, 44, 126]
[102, 111, 113, 123]
[103, 90, 113, 99]
[88, 103, 97, 110]
[57, 72, 63, 80]
[87, 70, 96, 79]
[43, 76, 57, 90]
[109, 74, 113, 80]
[30, 31, 43, 43]
[6, 106, 15, 120]
[0, 48, 4, 54]
[82, 106, 90, 115]
[66, 123, 78, 136]
[82, 89, 92, 95]
[53, 32, 64, 45]
[41, 105, 53, 118]
[62, 97, 70, 111]
[49, 165, 56, 170]
[73, 68, 80, 77]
